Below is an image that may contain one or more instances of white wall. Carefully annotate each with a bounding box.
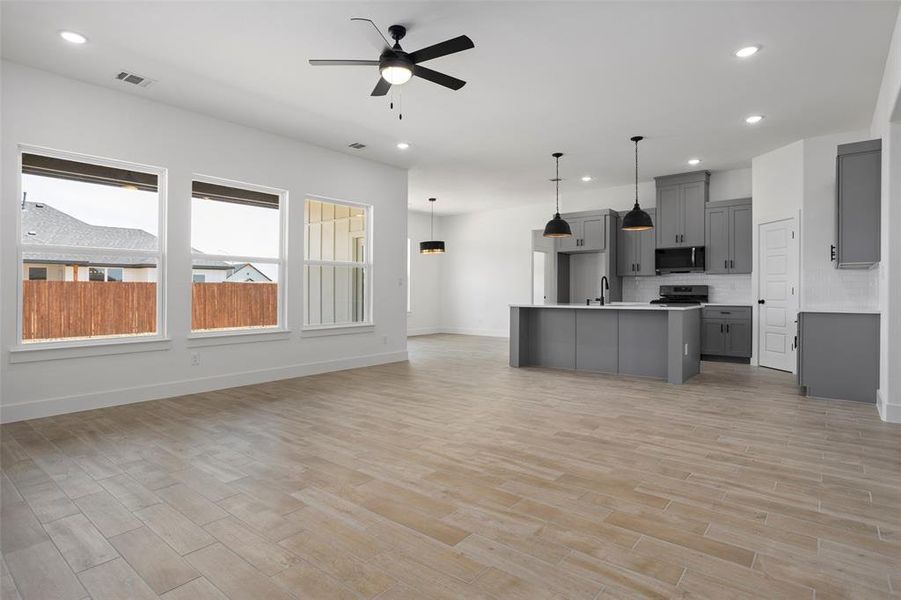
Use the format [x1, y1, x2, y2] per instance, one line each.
[0, 62, 408, 422]
[407, 210, 442, 335]
[871, 8, 901, 423]
[801, 130, 880, 311]
[437, 169, 751, 337]
[751, 140, 804, 367]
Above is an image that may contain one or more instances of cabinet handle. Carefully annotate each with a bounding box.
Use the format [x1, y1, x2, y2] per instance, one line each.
[730, 259, 734, 269]
[726, 324, 730, 333]
[675, 235, 678, 244]
[637, 262, 640, 271]
[724, 259, 728, 268]
[720, 324, 724, 333]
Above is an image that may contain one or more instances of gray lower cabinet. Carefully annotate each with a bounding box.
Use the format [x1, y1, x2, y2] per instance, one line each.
[557, 212, 607, 252]
[798, 311, 879, 403]
[655, 171, 710, 248]
[701, 306, 751, 358]
[836, 139, 881, 268]
[616, 209, 655, 276]
[705, 198, 752, 274]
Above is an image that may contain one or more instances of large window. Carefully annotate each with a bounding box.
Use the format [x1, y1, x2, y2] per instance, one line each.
[304, 198, 371, 328]
[190, 178, 284, 332]
[18, 149, 163, 344]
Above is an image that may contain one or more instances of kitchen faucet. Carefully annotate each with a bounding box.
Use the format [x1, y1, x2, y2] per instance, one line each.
[596, 276, 609, 306]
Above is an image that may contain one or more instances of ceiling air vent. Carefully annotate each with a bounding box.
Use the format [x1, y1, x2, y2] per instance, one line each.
[348, 142, 367, 150]
[115, 71, 154, 88]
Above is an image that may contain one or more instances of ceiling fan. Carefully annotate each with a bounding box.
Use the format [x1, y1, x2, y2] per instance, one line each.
[309, 19, 474, 97]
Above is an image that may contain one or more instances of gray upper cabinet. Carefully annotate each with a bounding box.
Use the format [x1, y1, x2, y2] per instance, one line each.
[654, 171, 710, 248]
[616, 209, 655, 276]
[705, 198, 752, 274]
[836, 139, 881, 269]
[557, 212, 607, 253]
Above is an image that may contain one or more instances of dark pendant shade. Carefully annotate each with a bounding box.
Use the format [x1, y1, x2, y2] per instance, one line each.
[419, 239, 446, 254]
[622, 204, 654, 231]
[621, 135, 654, 232]
[543, 212, 572, 237]
[543, 152, 572, 239]
[420, 197, 446, 254]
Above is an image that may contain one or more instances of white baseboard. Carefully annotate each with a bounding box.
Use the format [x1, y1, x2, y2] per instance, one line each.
[407, 327, 442, 336]
[877, 388, 901, 423]
[439, 327, 509, 338]
[1, 350, 408, 423]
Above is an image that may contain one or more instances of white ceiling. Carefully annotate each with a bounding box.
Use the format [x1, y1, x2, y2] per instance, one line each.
[2, 1, 898, 214]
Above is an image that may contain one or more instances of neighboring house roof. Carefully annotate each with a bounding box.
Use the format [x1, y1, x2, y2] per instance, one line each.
[21, 201, 232, 269]
[225, 263, 273, 282]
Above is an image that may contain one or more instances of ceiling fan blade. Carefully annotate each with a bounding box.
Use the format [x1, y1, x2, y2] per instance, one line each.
[309, 59, 379, 66]
[408, 35, 474, 64]
[413, 65, 466, 90]
[371, 77, 391, 96]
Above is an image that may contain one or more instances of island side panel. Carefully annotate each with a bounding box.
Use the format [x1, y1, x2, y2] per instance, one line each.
[618, 311, 668, 379]
[527, 308, 577, 369]
[575, 310, 619, 373]
[510, 307, 524, 367]
[666, 309, 701, 384]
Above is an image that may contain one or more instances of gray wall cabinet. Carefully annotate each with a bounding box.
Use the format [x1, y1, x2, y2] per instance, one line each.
[705, 198, 752, 274]
[798, 311, 879, 403]
[557, 212, 607, 253]
[835, 139, 881, 269]
[616, 209, 656, 276]
[700, 305, 751, 359]
[654, 171, 710, 248]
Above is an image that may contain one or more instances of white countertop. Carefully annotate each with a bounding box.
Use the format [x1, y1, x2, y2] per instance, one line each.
[510, 303, 701, 312]
[702, 303, 752, 307]
[799, 307, 881, 315]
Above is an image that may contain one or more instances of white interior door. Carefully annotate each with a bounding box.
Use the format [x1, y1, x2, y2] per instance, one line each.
[531, 230, 556, 304]
[758, 218, 798, 372]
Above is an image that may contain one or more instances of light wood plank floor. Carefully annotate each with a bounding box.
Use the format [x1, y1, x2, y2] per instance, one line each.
[2, 334, 901, 599]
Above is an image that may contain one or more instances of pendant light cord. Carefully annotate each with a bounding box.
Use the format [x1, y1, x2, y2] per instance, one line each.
[634, 138, 640, 209]
[555, 155, 561, 213]
[429, 197, 436, 239]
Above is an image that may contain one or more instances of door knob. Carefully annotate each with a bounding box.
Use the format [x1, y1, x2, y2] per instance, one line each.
[757, 299, 765, 305]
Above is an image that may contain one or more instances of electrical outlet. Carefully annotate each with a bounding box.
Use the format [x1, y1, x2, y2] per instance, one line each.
[190, 352, 200, 366]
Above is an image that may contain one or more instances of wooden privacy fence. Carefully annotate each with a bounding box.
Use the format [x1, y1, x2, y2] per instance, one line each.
[191, 282, 277, 330]
[22, 281, 278, 340]
[22, 281, 156, 340]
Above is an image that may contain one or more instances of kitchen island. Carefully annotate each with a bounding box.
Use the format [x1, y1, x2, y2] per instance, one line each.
[510, 303, 701, 384]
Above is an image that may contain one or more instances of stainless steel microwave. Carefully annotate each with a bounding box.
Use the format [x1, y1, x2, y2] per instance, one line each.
[655, 247, 705, 273]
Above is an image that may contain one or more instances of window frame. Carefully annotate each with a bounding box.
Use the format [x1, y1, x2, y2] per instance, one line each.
[302, 194, 374, 332]
[188, 173, 288, 337]
[15, 145, 168, 350]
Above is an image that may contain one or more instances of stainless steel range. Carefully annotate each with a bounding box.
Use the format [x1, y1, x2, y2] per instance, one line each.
[649, 285, 709, 306]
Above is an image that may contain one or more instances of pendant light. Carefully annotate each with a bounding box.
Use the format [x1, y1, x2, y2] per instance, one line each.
[420, 197, 445, 254]
[622, 136, 654, 231]
[543, 152, 572, 238]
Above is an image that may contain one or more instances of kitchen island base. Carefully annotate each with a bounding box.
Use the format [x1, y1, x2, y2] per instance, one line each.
[510, 305, 701, 384]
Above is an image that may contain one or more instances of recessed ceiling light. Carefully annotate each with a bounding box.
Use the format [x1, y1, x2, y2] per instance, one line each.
[396, 142, 410, 150]
[688, 158, 701, 166]
[581, 175, 592, 182]
[59, 30, 88, 44]
[745, 115, 764, 124]
[735, 45, 759, 58]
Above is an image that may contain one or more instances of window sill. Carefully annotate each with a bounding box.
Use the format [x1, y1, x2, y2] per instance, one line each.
[186, 328, 291, 347]
[301, 323, 375, 338]
[9, 336, 172, 364]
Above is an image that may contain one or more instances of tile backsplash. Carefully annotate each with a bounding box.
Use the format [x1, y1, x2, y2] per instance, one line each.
[623, 273, 752, 304]
[802, 265, 879, 311]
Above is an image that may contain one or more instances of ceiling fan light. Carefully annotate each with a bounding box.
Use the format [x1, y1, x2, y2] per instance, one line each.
[380, 64, 413, 85]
